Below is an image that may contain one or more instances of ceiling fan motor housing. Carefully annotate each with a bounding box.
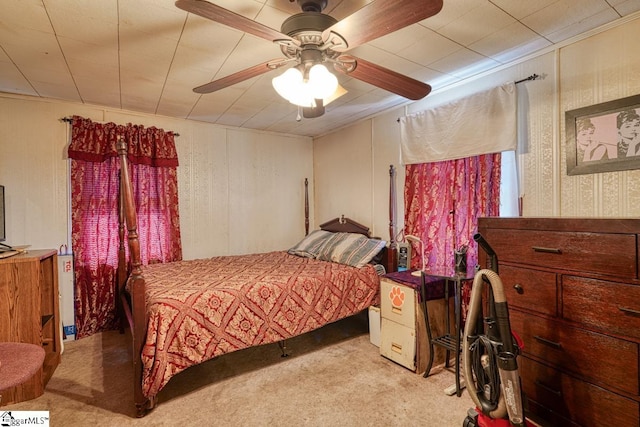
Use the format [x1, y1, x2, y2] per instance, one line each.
[280, 11, 341, 66]
[280, 12, 337, 37]
[296, 0, 328, 13]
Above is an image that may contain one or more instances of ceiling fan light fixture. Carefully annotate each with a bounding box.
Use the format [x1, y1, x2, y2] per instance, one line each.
[272, 63, 338, 108]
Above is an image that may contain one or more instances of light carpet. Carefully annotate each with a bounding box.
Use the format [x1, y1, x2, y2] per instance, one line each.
[5, 312, 474, 426]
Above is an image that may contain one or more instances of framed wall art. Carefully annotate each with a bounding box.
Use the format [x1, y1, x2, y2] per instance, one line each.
[566, 94, 640, 175]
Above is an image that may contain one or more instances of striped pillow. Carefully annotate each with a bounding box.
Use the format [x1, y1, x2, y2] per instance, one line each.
[316, 232, 386, 268]
[287, 230, 334, 258]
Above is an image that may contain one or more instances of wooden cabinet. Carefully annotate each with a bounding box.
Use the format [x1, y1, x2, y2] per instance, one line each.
[478, 218, 640, 427]
[0, 250, 61, 405]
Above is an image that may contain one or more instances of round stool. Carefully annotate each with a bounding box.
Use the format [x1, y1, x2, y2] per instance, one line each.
[0, 342, 45, 402]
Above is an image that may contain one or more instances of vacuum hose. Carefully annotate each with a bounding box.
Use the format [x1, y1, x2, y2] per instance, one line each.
[463, 269, 525, 426]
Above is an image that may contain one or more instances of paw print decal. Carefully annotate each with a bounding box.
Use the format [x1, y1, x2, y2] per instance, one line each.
[389, 286, 405, 308]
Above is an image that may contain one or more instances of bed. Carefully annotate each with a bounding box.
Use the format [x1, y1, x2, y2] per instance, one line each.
[115, 140, 398, 417]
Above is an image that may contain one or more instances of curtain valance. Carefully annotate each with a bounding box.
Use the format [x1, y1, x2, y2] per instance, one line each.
[67, 116, 179, 167]
[399, 82, 517, 164]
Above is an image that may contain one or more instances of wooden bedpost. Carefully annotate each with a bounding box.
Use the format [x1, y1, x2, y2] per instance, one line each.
[387, 165, 398, 273]
[116, 138, 154, 416]
[304, 178, 309, 236]
[117, 171, 126, 334]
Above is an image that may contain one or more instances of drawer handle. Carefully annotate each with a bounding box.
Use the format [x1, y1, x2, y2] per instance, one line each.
[391, 343, 403, 354]
[532, 246, 562, 254]
[535, 380, 562, 397]
[513, 284, 524, 294]
[533, 335, 562, 349]
[619, 306, 640, 316]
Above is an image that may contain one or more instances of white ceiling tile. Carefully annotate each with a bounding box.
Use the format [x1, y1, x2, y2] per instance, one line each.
[396, 32, 461, 67]
[613, 0, 640, 15]
[57, 36, 118, 68]
[427, 48, 498, 76]
[4, 0, 52, 32]
[46, 1, 118, 43]
[522, 0, 612, 38]
[367, 19, 435, 53]
[66, 58, 118, 87]
[253, 3, 293, 32]
[436, 2, 516, 46]
[179, 17, 243, 52]
[73, 76, 121, 107]
[27, 79, 81, 102]
[0, 60, 37, 95]
[544, 7, 621, 43]
[469, 22, 550, 61]
[420, 0, 484, 31]
[488, 0, 559, 20]
[0, 0, 635, 137]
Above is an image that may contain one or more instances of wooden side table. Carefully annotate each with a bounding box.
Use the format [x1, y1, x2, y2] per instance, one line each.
[421, 267, 475, 397]
[0, 250, 60, 405]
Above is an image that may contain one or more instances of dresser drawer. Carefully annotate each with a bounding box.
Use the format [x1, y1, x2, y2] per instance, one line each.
[500, 265, 557, 316]
[520, 356, 639, 427]
[380, 318, 416, 370]
[510, 310, 638, 395]
[482, 229, 637, 278]
[380, 279, 416, 328]
[563, 276, 640, 340]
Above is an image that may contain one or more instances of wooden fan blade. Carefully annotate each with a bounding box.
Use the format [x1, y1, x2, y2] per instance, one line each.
[323, 0, 443, 51]
[334, 56, 431, 100]
[194, 60, 286, 94]
[176, 0, 290, 42]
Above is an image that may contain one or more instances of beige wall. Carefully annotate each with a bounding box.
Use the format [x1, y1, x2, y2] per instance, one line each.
[313, 120, 373, 227]
[2, 17, 638, 257]
[560, 20, 640, 216]
[313, 16, 640, 240]
[0, 95, 313, 259]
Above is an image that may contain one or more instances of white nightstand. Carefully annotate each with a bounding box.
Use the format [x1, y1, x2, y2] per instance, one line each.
[379, 273, 451, 374]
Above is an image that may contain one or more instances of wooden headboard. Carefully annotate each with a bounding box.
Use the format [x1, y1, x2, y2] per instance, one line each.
[316, 165, 399, 273]
[320, 215, 395, 274]
[320, 215, 371, 236]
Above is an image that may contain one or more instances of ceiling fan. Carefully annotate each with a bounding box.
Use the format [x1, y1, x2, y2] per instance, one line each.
[175, 0, 443, 118]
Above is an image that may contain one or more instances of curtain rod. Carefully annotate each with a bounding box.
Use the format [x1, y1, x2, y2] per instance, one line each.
[515, 73, 540, 84]
[59, 116, 180, 137]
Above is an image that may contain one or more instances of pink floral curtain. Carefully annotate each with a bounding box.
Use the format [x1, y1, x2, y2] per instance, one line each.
[404, 153, 501, 315]
[68, 116, 182, 339]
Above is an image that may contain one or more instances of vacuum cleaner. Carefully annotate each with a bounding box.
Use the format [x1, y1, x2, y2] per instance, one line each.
[462, 233, 534, 427]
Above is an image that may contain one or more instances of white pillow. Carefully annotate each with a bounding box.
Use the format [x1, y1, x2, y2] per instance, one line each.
[287, 230, 334, 258]
[316, 232, 386, 268]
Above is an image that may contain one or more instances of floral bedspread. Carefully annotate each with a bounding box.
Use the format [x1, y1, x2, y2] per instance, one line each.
[136, 251, 381, 398]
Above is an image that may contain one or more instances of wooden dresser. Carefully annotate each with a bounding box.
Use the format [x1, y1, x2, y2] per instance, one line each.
[478, 218, 640, 427]
[0, 250, 61, 405]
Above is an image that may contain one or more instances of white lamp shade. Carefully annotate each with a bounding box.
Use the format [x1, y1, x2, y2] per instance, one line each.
[272, 64, 339, 108]
[308, 64, 338, 100]
[272, 68, 303, 100]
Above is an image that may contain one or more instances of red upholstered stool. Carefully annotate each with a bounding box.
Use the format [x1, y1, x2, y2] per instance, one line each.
[0, 342, 46, 404]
